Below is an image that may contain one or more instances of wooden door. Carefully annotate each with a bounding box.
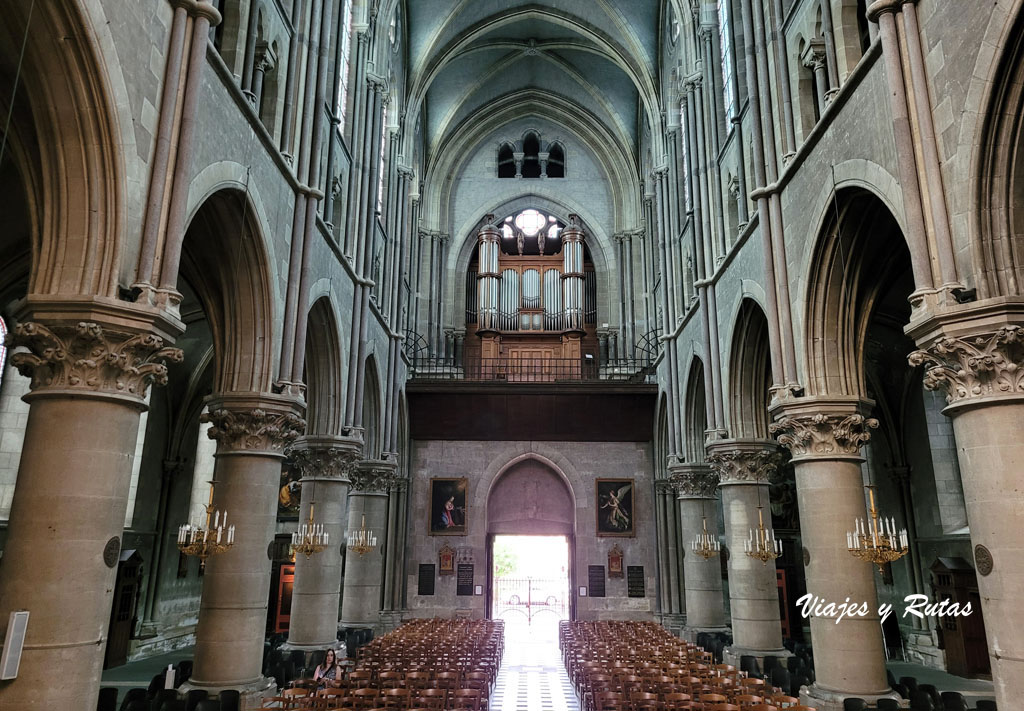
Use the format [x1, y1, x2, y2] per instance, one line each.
[274, 564, 295, 633]
[104, 552, 142, 669]
[963, 590, 990, 676]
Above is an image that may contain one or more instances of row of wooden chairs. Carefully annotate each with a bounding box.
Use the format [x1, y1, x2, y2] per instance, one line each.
[560, 621, 818, 711]
[260, 619, 504, 711]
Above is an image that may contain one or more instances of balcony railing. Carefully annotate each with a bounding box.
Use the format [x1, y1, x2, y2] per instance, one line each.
[408, 356, 656, 384]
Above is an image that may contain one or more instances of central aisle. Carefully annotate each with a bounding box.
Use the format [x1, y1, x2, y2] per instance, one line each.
[491, 621, 578, 711]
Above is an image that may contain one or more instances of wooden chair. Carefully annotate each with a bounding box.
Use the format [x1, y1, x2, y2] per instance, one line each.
[769, 696, 799, 709]
[413, 688, 446, 711]
[379, 671, 404, 689]
[381, 687, 410, 711]
[629, 691, 660, 711]
[404, 671, 431, 692]
[451, 688, 482, 711]
[736, 694, 763, 708]
[662, 692, 693, 710]
[594, 691, 626, 711]
[350, 688, 380, 710]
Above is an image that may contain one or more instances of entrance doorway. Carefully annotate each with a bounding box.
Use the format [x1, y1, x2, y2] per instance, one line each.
[490, 534, 570, 642]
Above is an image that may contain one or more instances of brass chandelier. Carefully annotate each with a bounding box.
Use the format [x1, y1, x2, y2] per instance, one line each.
[291, 501, 329, 559]
[745, 505, 781, 564]
[347, 514, 377, 556]
[690, 502, 720, 560]
[177, 481, 234, 570]
[847, 485, 908, 573]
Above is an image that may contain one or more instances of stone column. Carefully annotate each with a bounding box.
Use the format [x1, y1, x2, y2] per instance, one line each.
[769, 398, 898, 711]
[281, 434, 362, 651]
[0, 304, 182, 711]
[671, 463, 728, 640]
[707, 440, 790, 665]
[908, 311, 1024, 707]
[803, 39, 830, 116]
[655, 478, 684, 630]
[340, 459, 398, 630]
[187, 394, 305, 696]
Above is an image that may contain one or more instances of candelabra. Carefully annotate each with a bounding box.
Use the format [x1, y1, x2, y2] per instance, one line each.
[847, 484, 908, 573]
[291, 502, 328, 559]
[690, 513, 720, 560]
[177, 481, 234, 570]
[347, 514, 377, 556]
[745, 505, 782, 564]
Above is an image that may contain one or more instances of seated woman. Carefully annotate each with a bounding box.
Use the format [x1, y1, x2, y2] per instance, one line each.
[313, 648, 342, 690]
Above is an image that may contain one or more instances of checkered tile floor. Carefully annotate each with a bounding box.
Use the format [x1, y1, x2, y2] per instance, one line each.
[491, 624, 578, 711]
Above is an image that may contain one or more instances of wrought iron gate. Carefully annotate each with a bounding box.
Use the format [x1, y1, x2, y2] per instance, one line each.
[493, 577, 568, 624]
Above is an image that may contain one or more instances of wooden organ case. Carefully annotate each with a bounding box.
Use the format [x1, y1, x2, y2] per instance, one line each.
[465, 211, 598, 377]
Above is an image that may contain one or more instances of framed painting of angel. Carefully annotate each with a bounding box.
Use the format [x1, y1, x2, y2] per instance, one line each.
[596, 478, 635, 537]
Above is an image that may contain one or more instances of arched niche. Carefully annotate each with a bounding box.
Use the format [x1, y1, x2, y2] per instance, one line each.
[486, 457, 575, 536]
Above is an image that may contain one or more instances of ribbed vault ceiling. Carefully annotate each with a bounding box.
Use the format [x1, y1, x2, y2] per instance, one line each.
[405, 0, 665, 165]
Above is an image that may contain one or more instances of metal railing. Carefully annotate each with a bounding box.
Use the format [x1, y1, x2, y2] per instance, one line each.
[493, 577, 568, 624]
[409, 356, 656, 384]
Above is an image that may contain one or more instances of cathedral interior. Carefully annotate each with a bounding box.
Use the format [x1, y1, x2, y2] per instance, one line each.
[0, 0, 1022, 710]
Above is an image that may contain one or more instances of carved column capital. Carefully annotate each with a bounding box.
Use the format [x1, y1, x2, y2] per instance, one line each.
[5, 302, 184, 403]
[202, 393, 306, 454]
[349, 459, 400, 493]
[706, 439, 786, 485]
[667, 463, 719, 499]
[769, 399, 877, 461]
[801, 38, 828, 71]
[286, 433, 363, 481]
[909, 326, 1024, 409]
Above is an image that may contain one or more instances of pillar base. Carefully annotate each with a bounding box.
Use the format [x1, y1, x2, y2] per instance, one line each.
[800, 683, 900, 711]
[179, 674, 277, 702]
[723, 645, 792, 668]
[276, 639, 342, 653]
[680, 625, 731, 645]
[660, 613, 686, 635]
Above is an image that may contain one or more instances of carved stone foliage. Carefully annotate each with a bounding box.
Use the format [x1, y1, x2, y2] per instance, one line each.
[287, 444, 361, 481]
[202, 407, 305, 452]
[668, 468, 719, 499]
[769, 413, 878, 459]
[350, 461, 400, 493]
[908, 326, 1024, 405]
[5, 321, 183, 398]
[709, 448, 786, 485]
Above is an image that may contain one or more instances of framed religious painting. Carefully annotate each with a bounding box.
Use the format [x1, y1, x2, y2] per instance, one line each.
[596, 478, 635, 537]
[429, 477, 468, 535]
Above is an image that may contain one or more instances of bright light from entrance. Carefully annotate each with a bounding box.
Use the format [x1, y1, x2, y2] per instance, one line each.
[492, 535, 570, 643]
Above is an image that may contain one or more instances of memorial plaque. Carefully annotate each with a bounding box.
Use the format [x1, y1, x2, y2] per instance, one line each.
[456, 563, 474, 596]
[627, 565, 645, 598]
[418, 564, 435, 596]
[588, 565, 606, 598]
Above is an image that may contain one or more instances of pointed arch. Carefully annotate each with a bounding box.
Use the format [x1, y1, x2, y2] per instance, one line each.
[361, 354, 383, 458]
[727, 299, 772, 439]
[974, 3, 1024, 298]
[179, 188, 276, 393]
[803, 188, 914, 398]
[683, 356, 708, 463]
[304, 296, 345, 435]
[0, 0, 129, 298]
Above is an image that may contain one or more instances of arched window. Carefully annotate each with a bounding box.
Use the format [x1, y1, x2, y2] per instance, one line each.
[336, 0, 354, 131]
[521, 132, 542, 178]
[718, 0, 737, 123]
[497, 143, 516, 178]
[547, 142, 565, 178]
[0, 316, 6, 392]
[856, 0, 870, 53]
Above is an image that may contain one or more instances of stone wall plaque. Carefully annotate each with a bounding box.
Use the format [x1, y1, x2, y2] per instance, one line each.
[626, 565, 645, 598]
[588, 565, 606, 597]
[418, 564, 435, 596]
[975, 544, 993, 576]
[456, 563, 474, 596]
[103, 537, 121, 568]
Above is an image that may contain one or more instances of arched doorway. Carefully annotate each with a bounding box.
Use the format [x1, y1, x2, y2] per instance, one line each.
[486, 457, 576, 640]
